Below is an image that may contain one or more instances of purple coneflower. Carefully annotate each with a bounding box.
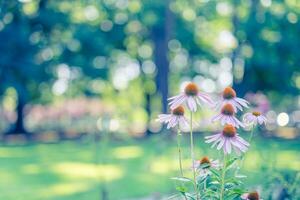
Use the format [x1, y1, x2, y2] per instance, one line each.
[205, 125, 249, 155]
[157, 106, 189, 129]
[193, 156, 220, 177]
[168, 82, 213, 112]
[212, 103, 244, 128]
[243, 111, 267, 126]
[241, 191, 262, 200]
[216, 87, 249, 112]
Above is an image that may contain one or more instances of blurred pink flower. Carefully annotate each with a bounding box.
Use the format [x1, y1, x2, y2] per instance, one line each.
[245, 92, 270, 114]
[243, 111, 267, 126]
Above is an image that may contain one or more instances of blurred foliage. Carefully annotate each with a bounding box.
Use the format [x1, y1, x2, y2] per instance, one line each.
[0, 0, 299, 134]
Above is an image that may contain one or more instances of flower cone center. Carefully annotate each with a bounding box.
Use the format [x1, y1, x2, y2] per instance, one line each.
[223, 87, 236, 99]
[252, 111, 261, 117]
[184, 83, 199, 96]
[172, 106, 185, 116]
[248, 192, 259, 200]
[200, 156, 211, 168]
[221, 103, 234, 116]
[222, 124, 236, 137]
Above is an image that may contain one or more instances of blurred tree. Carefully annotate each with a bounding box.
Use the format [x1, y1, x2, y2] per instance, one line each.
[235, 0, 300, 97]
[0, 0, 110, 135]
[151, 0, 172, 114]
[0, 0, 299, 136]
[0, 0, 52, 135]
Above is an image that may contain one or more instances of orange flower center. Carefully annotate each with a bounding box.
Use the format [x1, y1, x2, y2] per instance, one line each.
[252, 111, 261, 117]
[221, 103, 234, 116]
[222, 124, 236, 137]
[223, 87, 236, 99]
[184, 83, 199, 96]
[172, 106, 185, 116]
[248, 191, 259, 200]
[200, 156, 211, 168]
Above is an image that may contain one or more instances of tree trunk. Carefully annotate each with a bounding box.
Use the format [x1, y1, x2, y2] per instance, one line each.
[231, 0, 242, 92]
[233, 0, 259, 96]
[144, 92, 152, 136]
[5, 87, 28, 135]
[14, 90, 27, 134]
[153, 0, 173, 113]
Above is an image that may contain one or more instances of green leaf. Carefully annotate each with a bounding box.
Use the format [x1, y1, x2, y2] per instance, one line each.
[185, 192, 196, 200]
[225, 193, 240, 200]
[200, 163, 210, 169]
[224, 182, 235, 189]
[210, 168, 221, 178]
[202, 189, 219, 197]
[175, 186, 188, 193]
[210, 181, 220, 185]
[235, 174, 247, 179]
[196, 174, 209, 184]
[225, 178, 243, 186]
[171, 177, 193, 183]
[225, 157, 238, 170]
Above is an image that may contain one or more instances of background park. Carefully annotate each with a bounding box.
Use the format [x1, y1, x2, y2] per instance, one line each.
[0, 0, 299, 199]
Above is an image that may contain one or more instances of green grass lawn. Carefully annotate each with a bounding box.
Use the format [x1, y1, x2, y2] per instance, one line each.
[0, 133, 299, 200]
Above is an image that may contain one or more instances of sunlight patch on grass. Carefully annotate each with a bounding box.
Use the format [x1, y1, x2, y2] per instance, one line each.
[21, 164, 41, 175]
[275, 151, 300, 171]
[243, 150, 299, 171]
[39, 182, 91, 198]
[0, 148, 26, 158]
[0, 169, 17, 183]
[150, 158, 178, 174]
[51, 162, 123, 181]
[112, 145, 143, 159]
[150, 157, 196, 174]
[244, 152, 262, 170]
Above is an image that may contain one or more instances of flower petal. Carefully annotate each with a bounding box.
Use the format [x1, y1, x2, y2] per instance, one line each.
[217, 137, 226, 150]
[187, 97, 197, 112]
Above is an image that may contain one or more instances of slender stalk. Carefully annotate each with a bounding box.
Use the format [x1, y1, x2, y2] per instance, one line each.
[220, 154, 227, 200]
[177, 127, 184, 177]
[173, 124, 187, 200]
[94, 130, 109, 200]
[238, 125, 255, 171]
[93, 132, 101, 196]
[248, 125, 255, 144]
[190, 112, 199, 200]
[176, 126, 188, 200]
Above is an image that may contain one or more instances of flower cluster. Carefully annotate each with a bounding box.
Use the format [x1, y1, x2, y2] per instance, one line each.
[157, 82, 267, 200]
[207, 86, 251, 155]
[158, 82, 213, 128]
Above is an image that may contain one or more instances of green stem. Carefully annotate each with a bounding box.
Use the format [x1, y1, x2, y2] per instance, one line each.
[190, 112, 199, 200]
[176, 128, 188, 200]
[96, 130, 109, 200]
[239, 125, 255, 171]
[248, 125, 255, 144]
[93, 132, 100, 191]
[177, 127, 184, 177]
[220, 154, 227, 200]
